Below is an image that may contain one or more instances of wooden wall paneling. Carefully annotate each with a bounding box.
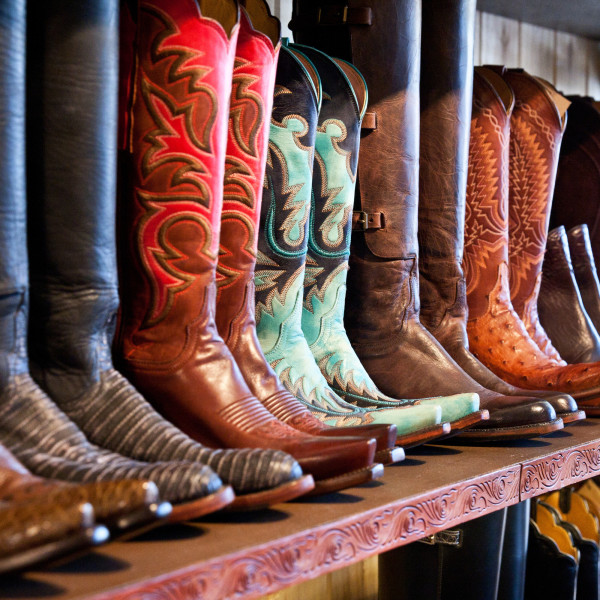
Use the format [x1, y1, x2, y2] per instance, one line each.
[555, 31, 588, 95]
[479, 12, 520, 67]
[474, 10, 482, 66]
[519, 22, 555, 83]
[587, 40, 600, 98]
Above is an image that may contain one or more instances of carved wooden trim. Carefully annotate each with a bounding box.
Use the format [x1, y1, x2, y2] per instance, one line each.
[92, 466, 520, 600]
[521, 439, 600, 500]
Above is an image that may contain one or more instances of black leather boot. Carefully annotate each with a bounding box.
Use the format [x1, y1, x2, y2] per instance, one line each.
[379, 509, 507, 600]
[498, 501, 530, 600]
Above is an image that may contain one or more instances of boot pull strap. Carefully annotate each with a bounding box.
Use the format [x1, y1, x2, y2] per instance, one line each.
[352, 211, 384, 231]
[361, 112, 377, 130]
[289, 6, 372, 29]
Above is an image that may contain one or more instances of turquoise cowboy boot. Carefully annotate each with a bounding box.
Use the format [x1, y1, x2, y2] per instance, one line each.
[293, 44, 482, 428]
[255, 43, 448, 441]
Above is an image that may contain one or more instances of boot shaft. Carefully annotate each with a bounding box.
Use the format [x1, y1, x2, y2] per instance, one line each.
[464, 67, 514, 320]
[117, 0, 239, 364]
[505, 69, 569, 318]
[215, 6, 280, 343]
[291, 0, 422, 260]
[418, 0, 475, 333]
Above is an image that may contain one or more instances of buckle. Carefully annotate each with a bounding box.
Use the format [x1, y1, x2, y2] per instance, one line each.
[317, 5, 348, 25]
[354, 210, 369, 230]
[419, 529, 463, 547]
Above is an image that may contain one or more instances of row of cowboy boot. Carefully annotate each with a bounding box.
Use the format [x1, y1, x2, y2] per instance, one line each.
[0, 0, 257, 522]
[290, 0, 572, 440]
[463, 66, 600, 417]
[114, 0, 413, 500]
[253, 39, 483, 448]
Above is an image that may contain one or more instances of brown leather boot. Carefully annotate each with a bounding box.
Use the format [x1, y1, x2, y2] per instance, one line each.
[539, 227, 600, 363]
[213, 2, 389, 488]
[290, 0, 560, 440]
[0, 444, 169, 533]
[464, 67, 600, 415]
[417, 0, 582, 426]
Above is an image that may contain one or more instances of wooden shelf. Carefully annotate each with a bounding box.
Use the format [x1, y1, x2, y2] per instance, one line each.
[3, 420, 600, 600]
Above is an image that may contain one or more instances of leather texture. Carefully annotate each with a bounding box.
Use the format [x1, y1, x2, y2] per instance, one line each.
[539, 226, 600, 363]
[254, 44, 443, 434]
[0, 444, 159, 525]
[525, 520, 579, 600]
[0, 498, 95, 560]
[568, 224, 600, 332]
[292, 0, 558, 434]
[379, 508, 507, 600]
[212, 8, 379, 480]
[551, 95, 600, 266]
[464, 67, 600, 402]
[504, 69, 568, 364]
[114, 0, 303, 490]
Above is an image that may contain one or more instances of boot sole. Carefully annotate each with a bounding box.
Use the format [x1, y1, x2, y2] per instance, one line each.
[0, 525, 109, 576]
[575, 406, 600, 417]
[375, 447, 405, 464]
[169, 485, 235, 522]
[560, 410, 587, 424]
[395, 422, 452, 449]
[227, 475, 315, 511]
[451, 417, 564, 441]
[103, 501, 173, 540]
[433, 410, 490, 442]
[303, 463, 385, 497]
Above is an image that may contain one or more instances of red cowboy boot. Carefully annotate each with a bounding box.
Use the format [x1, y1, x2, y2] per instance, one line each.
[115, 0, 316, 505]
[464, 67, 600, 414]
[213, 3, 389, 489]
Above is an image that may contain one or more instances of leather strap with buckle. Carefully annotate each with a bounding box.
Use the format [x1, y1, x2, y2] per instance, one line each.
[419, 529, 463, 547]
[289, 6, 372, 29]
[352, 210, 384, 231]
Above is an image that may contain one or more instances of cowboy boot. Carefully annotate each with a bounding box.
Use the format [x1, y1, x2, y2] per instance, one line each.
[254, 42, 455, 443]
[568, 224, 600, 331]
[551, 96, 600, 264]
[0, 499, 108, 576]
[290, 0, 560, 440]
[464, 67, 600, 415]
[503, 68, 570, 362]
[0, 443, 171, 534]
[379, 509, 508, 600]
[289, 42, 483, 433]
[539, 227, 600, 363]
[213, 3, 386, 487]
[0, 0, 234, 521]
[497, 501, 530, 600]
[417, 0, 582, 426]
[114, 0, 315, 506]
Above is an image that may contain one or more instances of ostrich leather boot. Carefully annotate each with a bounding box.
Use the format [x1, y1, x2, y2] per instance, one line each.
[551, 96, 600, 264]
[291, 42, 482, 435]
[212, 4, 387, 487]
[254, 44, 453, 444]
[539, 227, 600, 363]
[290, 0, 559, 440]
[0, 0, 237, 522]
[115, 0, 316, 507]
[417, 0, 581, 426]
[464, 67, 600, 415]
[568, 224, 600, 331]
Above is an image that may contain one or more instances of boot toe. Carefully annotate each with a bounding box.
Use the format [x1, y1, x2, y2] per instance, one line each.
[474, 400, 557, 430]
[419, 392, 480, 422]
